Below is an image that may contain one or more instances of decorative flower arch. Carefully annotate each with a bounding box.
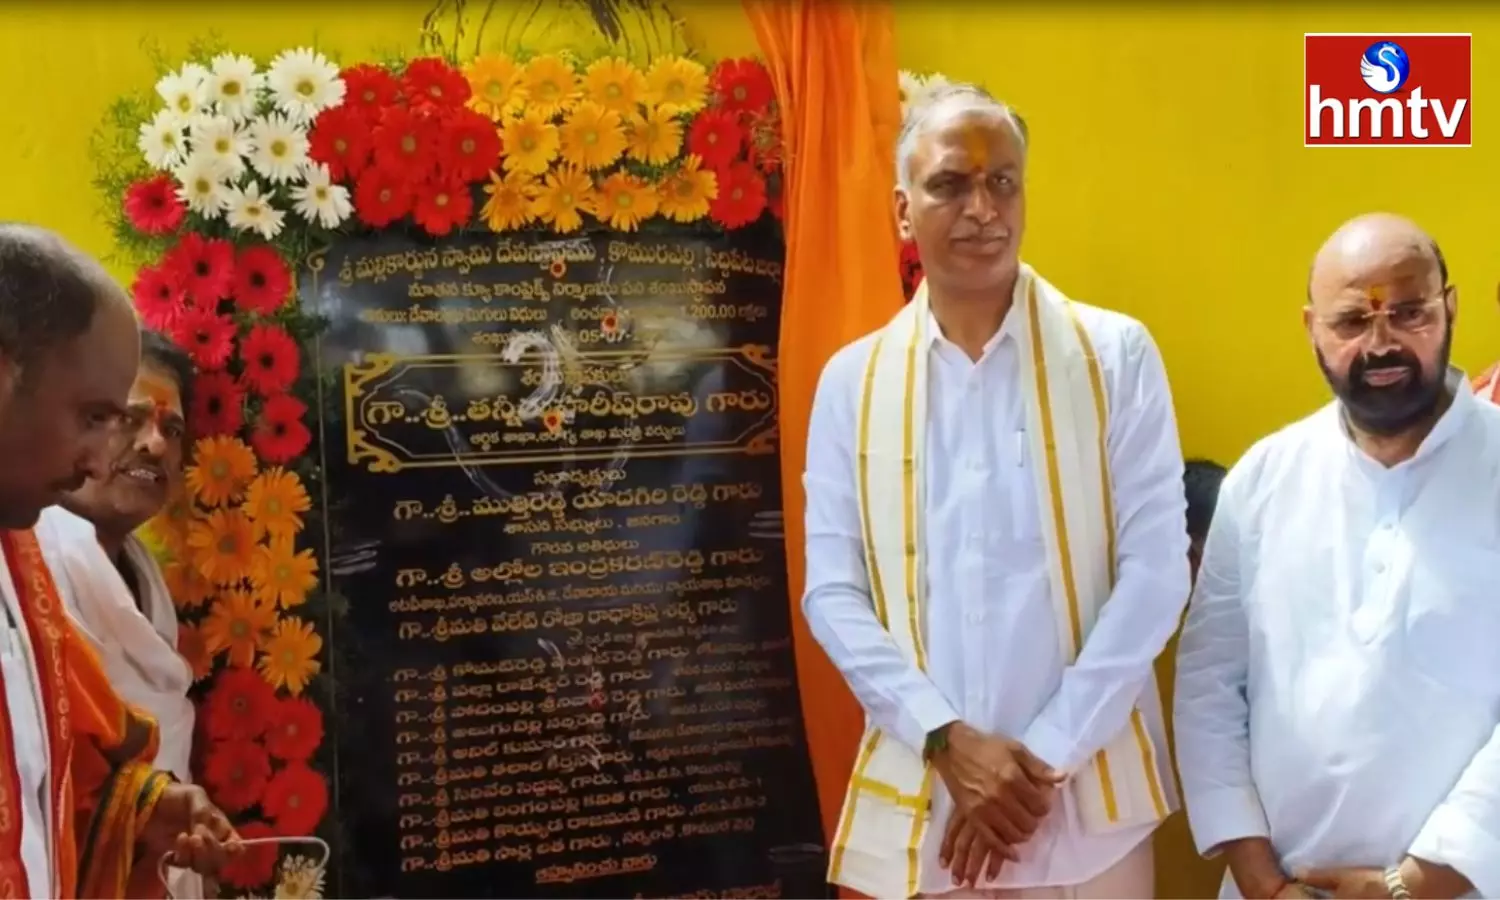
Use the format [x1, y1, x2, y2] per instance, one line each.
[97, 40, 784, 898]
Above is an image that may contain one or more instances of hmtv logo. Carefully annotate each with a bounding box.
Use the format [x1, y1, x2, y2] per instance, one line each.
[1305, 34, 1472, 146]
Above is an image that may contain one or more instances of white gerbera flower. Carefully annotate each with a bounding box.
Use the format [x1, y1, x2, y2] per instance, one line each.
[189, 115, 250, 179]
[224, 181, 285, 239]
[156, 65, 210, 125]
[290, 163, 352, 229]
[246, 113, 309, 184]
[208, 53, 263, 122]
[274, 855, 326, 900]
[137, 110, 188, 170]
[171, 152, 232, 218]
[266, 48, 345, 124]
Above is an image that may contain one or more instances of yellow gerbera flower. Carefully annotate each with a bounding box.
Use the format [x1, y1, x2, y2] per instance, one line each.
[481, 169, 538, 231]
[187, 507, 258, 587]
[594, 172, 658, 232]
[500, 108, 560, 174]
[520, 54, 580, 120]
[185, 435, 258, 507]
[624, 106, 683, 165]
[251, 536, 320, 609]
[644, 56, 708, 116]
[244, 467, 311, 541]
[558, 100, 626, 170]
[201, 588, 276, 669]
[465, 54, 526, 120]
[658, 154, 719, 223]
[583, 57, 646, 114]
[530, 165, 595, 234]
[257, 617, 323, 695]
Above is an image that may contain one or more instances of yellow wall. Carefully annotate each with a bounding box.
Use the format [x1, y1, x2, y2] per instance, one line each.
[3, 2, 1496, 898]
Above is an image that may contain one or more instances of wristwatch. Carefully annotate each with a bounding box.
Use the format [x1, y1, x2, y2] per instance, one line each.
[923, 722, 954, 762]
[1383, 866, 1412, 900]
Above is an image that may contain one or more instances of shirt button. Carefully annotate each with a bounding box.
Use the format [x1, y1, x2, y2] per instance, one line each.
[966, 611, 982, 626]
[1373, 560, 1386, 574]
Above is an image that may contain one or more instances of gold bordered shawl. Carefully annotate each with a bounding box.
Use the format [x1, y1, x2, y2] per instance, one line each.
[827, 266, 1174, 899]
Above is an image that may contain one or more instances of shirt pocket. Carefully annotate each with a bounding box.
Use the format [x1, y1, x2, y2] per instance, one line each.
[1403, 553, 1500, 697]
[1010, 433, 1046, 545]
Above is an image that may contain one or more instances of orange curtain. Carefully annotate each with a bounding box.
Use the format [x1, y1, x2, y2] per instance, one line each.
[742, 0, 907, 847]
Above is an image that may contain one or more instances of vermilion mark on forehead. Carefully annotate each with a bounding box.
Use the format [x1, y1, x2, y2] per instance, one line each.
[1366, 285, 1387, 309]
[956, 123, 991, 172]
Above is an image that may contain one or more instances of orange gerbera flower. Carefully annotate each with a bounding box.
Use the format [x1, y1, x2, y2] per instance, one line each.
[176, 622, 214, 681]
[184, 435, 258, 507]
[251, 536, 319, 609]
[187, 508, 257, 587]
[243, 467, 311, 541]
[200, 589, 276, 668]
[163, 559, 215, 611]
[257, 617, 323, 695]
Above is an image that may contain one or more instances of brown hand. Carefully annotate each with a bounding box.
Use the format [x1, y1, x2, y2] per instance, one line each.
[146, 784, 243, 877]
[938, 811, 1011, 888]
[930, 723, 1064, 846]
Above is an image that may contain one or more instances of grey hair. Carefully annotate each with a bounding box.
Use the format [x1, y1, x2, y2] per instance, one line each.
[0, 223, 121, 381]
[896, 82, 1029, 191]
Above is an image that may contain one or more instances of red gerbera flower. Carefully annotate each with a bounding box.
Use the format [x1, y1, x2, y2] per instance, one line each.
[308, 104, 373, 182]
[253, 394, 312, 463]
[341, 63, 401, 115]
[202, 667, 277, 741]
[439, 108, 502, 182]
[354, 166, 414, 229]
[899, 239, 924, 302]
[710, 58, 775, 114]
[708, 161, 768, 229]
[130, 263, 187, 331]
[265, 696, 324, 762]
[171, 307, 237, 371]
[190, 371, 245, 438]
[202, 739, 271, 815]
[403, 57, 471, 110]
[219, 819, 279, 889]
[262, 762, 329, 835]
[232, 245, 293, 315]
[123, 174, 186, 236]
[238, 324, 301, 396]
[687, 109, 745, 171]
[746, 108, 784, 175]
[413, 176, 474, 237]
[372, 106, 439, 181]
[162, 233, 236, 305]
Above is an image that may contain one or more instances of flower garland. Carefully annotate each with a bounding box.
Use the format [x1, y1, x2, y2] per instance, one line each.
[103, 41, 785, 900]
[895, 68, 957, 301]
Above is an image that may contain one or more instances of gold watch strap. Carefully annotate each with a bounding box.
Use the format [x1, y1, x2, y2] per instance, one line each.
[1383, 866, 1412, 900]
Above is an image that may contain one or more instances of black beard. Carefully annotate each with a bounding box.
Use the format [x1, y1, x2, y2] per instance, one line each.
[1316, 320, 1452, 437]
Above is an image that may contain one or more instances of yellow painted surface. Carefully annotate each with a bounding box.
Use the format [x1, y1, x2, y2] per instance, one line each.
[3, 2, 1495, 898]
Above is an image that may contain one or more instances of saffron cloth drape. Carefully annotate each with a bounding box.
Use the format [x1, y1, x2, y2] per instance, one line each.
[742, 0, 907, 848]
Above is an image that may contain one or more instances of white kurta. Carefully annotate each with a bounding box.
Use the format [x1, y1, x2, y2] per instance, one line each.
[1175, 370, 1500, 899]
[803, 303, 1191, 892]
[0, 541, 53, 898]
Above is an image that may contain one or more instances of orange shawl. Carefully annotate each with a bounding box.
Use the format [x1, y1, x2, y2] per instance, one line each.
[0, 529, 170, 899]
[1473, 363, 1500, 404]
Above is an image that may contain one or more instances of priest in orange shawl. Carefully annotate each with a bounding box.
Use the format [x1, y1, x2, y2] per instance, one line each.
[0, 223, 238, 898]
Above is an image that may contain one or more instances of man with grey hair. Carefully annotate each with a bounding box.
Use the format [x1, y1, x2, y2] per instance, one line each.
[802, 85, 1191, 898]
[0, 224, 238, 896]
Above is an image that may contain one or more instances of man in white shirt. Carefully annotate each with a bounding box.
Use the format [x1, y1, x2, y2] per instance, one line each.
[0, 223, 235, 897]
[803, 83, 1191, 899]
[1174, 212, 1495, 900]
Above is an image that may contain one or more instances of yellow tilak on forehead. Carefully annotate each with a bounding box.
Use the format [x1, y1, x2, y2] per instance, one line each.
[1365, 285, 1387, 308]
[135, 370, 182, 415]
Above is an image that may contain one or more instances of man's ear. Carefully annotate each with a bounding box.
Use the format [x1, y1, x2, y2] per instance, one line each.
[894, 188, 913, 241]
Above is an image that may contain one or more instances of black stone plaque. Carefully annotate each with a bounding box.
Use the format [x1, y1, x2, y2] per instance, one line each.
[304, 221, 823, 899]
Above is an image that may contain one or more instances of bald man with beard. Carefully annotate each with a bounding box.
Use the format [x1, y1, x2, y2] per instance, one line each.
[1174, 213, 1500, 900]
